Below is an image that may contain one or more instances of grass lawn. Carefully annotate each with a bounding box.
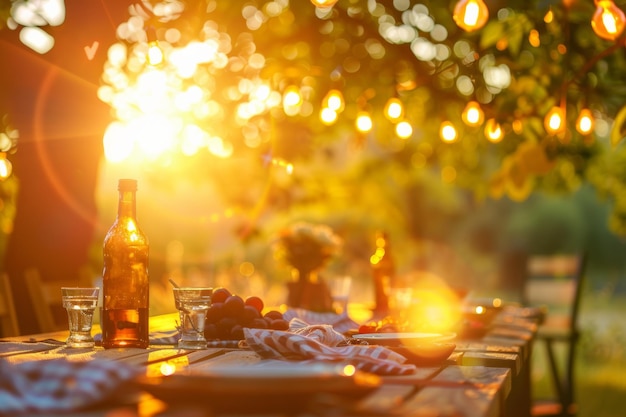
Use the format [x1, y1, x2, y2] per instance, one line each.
[531, 292, 626, 417]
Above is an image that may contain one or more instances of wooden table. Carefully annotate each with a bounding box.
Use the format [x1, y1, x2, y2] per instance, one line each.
[0, 305, 538, 417]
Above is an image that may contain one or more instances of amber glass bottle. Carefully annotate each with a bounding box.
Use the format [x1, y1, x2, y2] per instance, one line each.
[101, 179, 149, 349]
[370, 231, 395, 315]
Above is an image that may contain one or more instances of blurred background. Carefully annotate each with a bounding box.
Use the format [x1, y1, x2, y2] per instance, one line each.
[1, 0, 626, 415]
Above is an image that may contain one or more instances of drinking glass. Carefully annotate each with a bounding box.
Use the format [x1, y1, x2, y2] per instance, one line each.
[388, 287, 414, 329]
[329, 276, 352, 315]
[173, 287, 212, 350]
[61, 287, 100, 348]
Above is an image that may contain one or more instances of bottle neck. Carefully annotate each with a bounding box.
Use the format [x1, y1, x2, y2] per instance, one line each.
[117, 189, 137, 219]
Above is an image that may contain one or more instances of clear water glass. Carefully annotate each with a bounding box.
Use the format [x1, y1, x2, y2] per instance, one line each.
[173, 287, 212, 350]
[61, 287, 99, 348]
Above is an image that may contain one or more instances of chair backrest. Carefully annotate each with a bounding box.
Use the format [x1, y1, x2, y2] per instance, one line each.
[523, 253, 586, 331]
[0, 273, 20, 337]
[23, 268, 84, 333]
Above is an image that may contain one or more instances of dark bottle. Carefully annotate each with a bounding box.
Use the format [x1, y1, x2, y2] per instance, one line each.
[102, 179, 149, 349]
[370, 231, 395, 316]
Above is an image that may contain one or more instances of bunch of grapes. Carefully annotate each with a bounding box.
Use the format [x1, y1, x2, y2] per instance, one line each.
[204, 287, 289, 340]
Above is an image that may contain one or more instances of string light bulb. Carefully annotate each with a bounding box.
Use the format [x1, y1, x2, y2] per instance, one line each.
[544, 106, 566, 135]
[311, 0, 338, 7]
[323, 89, 345, 113]
[484, 119, 504, 143]
[576, 109, 595, 135]
[355, 111, 373, 133]
[283, 86, 303, 107]
[395, 120, 413, 139]
[146, 27, 164, 66]
[384, 97, 404, 122]
[0, 152, 12, 180]
[453, 0, 489, 32]
[592, 0, 626, 41]
[461, 101, 485, 127]
[440, 121, 458, 142]
[320, 107, 338, 125]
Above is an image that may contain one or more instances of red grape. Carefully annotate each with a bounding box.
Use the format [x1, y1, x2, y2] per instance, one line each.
[241, 305, 261, 324]
[230, 324, 245, 340]
[206, 303, 224, 323]
[270, 319, 289, 331]
[212, 287, 231, 304]
[250, 318, 269, 329]
[264, 310, 283, 320]
[223, 295, 245, 316]
[244, 296, 264, 313]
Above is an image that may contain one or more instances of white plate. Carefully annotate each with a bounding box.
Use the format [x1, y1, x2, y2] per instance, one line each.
[352, 332, 456, 346]
[136, 362, 380, 413]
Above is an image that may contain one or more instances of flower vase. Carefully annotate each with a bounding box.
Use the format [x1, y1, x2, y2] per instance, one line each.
[286, 269, 333, 312]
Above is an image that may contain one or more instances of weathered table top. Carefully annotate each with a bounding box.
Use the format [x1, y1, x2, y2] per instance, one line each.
[0, 305, 538, 417]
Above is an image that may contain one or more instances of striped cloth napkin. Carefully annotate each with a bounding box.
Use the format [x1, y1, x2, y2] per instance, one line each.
[283, 308, 360, 334]
[0, 358, 140, 414]
[243, 324, 416, 376]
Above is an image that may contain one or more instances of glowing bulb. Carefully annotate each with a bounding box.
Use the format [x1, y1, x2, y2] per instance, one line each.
[544, 8, 554, 24]
[440, 121, 458, 142]
[0, 153, 12, 180]
[576, 109, 595, 135]
[320, 107, 338, 125]
[461, 101, 485, 127]
[384, 97, 404, 122]
[311, 0, 338, 7]
[147, 41, 164, 66]
[324, 89, 345, 112]
[146, 26, 163, 66]
[544, 106, 566, 134]
[355, 111, 373, 133]
[453, 0, 489, 32]
[592, 0, 626, 41]
[283, 86, 303, 107]
[484, 119, 503, 142]
[395, 120, 413, 138]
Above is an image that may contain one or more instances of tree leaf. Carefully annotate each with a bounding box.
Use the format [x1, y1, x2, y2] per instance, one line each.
[611, 105, 626, 148]
[480, 21, 505, 50]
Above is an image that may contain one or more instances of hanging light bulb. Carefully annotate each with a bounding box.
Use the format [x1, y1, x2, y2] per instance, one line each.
[311, 0, 339, 7]
[544, 106, 566, 135]
[544, 7, 554, 24]
[453, 0, 489, 32]
[146, 27, 164, 66]
[440, 121, 458, 142]
[323, 89, 345, 113]
[484, 119, 504, 143]
[592, 0, 626, 41]
[147, 42, 164, 66]
[395, 120, 413, 139]
[355, 111, 373, 133]
[576, 109, 595, 135]
[461, 101, 485, 127]
[384, 97, 404, 122]
[320, 107, 338, 125]
[0, 153, 12, 180]
[283, 86, 303, 107]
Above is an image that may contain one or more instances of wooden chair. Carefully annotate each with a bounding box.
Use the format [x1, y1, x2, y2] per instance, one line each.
[0, 273, 20, 337]
[24, 268, 83, 333]
[524, 253, 586, 417]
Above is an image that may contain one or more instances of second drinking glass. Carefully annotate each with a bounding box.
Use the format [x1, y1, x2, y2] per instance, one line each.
[173, 287, 212, 350]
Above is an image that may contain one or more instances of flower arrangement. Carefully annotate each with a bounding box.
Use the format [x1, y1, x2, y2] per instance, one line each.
[274, 221, 342, 281]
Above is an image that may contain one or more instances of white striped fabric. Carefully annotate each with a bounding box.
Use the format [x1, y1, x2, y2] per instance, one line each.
[243, 326, 416, 375]
[0, 358, 139, 414]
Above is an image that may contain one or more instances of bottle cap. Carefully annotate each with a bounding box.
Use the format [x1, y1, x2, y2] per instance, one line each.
[118, 179, 138, 191]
